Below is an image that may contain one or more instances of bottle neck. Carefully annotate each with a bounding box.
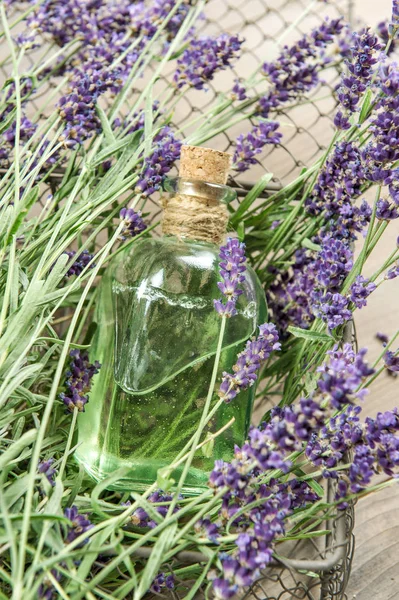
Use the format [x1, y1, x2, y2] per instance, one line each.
[161, 178, 234, 245]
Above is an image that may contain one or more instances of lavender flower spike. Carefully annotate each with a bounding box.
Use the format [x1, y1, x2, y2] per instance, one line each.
[64, 505, 93, 545]
[120, 207, 147, 238]
[59, 350, 100, 413]
[214, 238, 247, 318]
[219, 323, 281, 402]
[392, 0, 399, 32]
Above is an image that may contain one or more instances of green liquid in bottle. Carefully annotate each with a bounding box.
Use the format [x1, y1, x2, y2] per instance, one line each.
[76, 233, 266, 494]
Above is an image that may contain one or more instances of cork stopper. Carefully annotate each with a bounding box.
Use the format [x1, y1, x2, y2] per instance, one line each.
[161, 145, 232, 244]
[179, 145, 232, 185]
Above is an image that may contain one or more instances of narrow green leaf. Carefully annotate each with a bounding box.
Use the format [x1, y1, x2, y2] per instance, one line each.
[134, 523, 178, 600]
[144, 85, 153, 159]
[90, 134, 140, 167]
[201, 432, 215, 458]
[0, 429, 37, 470]
[236, 221, 245, 242]
[43, 253, 69, 292]
[34, 337, 90, 349]
[359, 88, 373, 124]
[96, 105, 116, 146]
[0, 206, 13, 241]
[288, 326, 332, 342]
[230, 173, 274, 225]
[0, 107, 16, 134]
[301, 238, 321, 252]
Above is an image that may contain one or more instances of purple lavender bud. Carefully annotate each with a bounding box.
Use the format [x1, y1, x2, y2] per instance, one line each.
[38, 569, 62, 600]
[316, 345, 374, 409]
[195, 518, 220, 543]
[150, 572, 175, 594]
[259, 18, 343, 118]
[232, 121, 281, 172]
[376, 332, 389, 344]
[174, 34, 243, 91]
[376, 199, 399, 220]
[384, 350, 399, 372]
[349, 275, 376, 308]
[231, 80, 247, 102]
[377, 21, 396, 54]
[64, 505, 93, 545]
[218, 323, 280, 402]
[60, 350, 100, 413]
[120, 208, 147, 238]
[312, 292, 352, 331]
[63, 250, 96, 278]
[38, 458, 57, 487]
[334, 111, 351, 130]
[129, 490, 181, 528]
[214, 238, 247, 318]
[136, 126, 181, 196]
[337, 29, 381, 116]
[392, 0, 399, 30]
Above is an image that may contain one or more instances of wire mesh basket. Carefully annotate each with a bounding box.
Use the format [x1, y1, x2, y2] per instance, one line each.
[1, 1, 356, 598]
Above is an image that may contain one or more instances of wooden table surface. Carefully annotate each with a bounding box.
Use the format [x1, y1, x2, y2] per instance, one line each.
[338, 3, 399, 597]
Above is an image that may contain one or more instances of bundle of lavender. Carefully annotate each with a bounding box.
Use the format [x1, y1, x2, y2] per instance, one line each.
[0, 0, 399, 598]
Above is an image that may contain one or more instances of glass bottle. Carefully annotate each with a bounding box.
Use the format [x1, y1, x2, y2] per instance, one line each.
[75, 146, 267, 494]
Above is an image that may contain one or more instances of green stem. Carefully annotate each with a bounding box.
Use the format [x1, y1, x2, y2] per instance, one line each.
[58, 407, 78, 480]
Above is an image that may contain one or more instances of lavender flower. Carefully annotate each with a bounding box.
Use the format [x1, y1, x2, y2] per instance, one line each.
[337, 29, 381, 117]
[150, 572, 175, 594]
[119, 208, 147, 238]
[316, 345, 374, 409]
[174, 34, 243, 90]
[214, 238, 247, 318]
[376, 199, 399, 220]
[64, 505, 93, 545]
[231, 80, 247, 102]
[232, 121, 281, 172]
[311, 292, 352, 331]
[392, 0, 399, 31]
[63, 250, 95, 277]
[386, 262, 399, 279]
[195, 518, 220, 543]
[38, 458, 57, 487]
[313, 236, 353, 288]
[384, 350, 399, 372]
[219, 323, 281, 402]
[259, 18, 343, 118]
[58, 59, 123, 147]
[376, 332, 389, 344]
[348, 444, 375, 492]
[377, 21, 396, 54]
[129, 490, 181, 528]
[59, 349, 100, 412]
[136, 126, 181, 196]
[209, 346, 385, 595]
[38, 570, 62, 600]
[349, 275, 376, 308]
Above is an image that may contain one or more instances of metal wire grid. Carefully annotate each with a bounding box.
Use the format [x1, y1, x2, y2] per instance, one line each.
[1, 3, 356, 598]
[1, 0, 353, 225]
[145, 482, 355, 600]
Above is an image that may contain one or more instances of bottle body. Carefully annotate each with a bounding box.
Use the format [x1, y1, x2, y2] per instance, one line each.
[75, 236, 266, 494]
